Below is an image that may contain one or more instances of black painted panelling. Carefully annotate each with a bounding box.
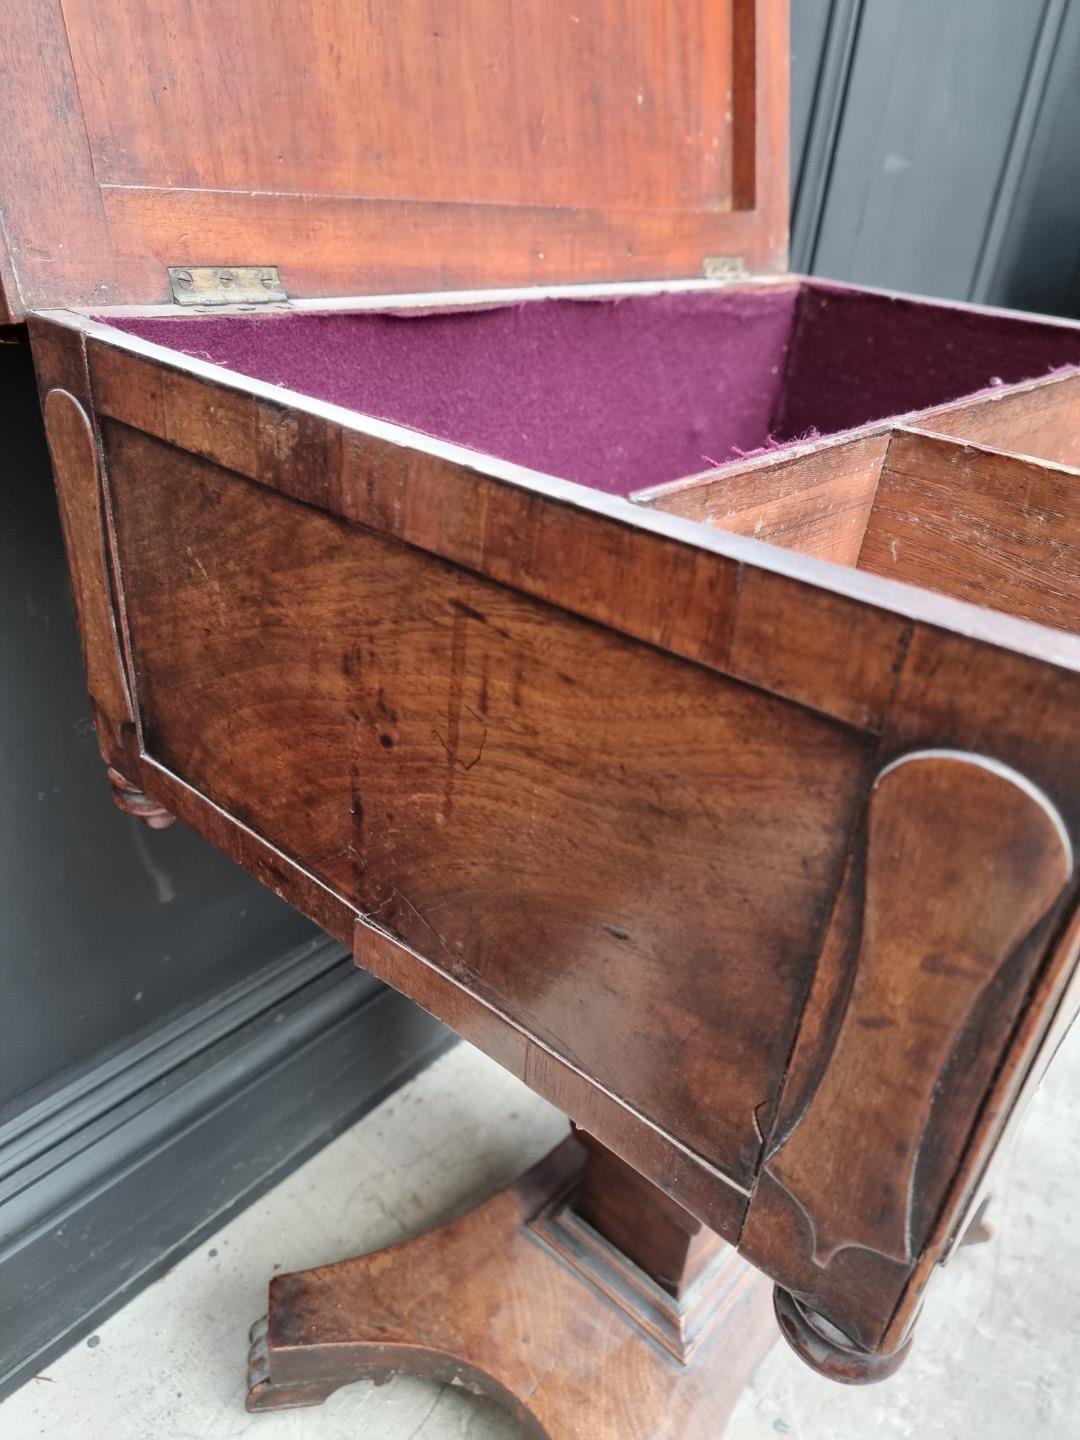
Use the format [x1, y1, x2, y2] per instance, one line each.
[791, 0, 1080, 318]
[789, 0, 861, 274]
[0, 935, 450, 1399]
[789, 0, 833, 207]
[810, 0, 1047, 300]
[983, 1, 1080, 318]
[0, 339, 315, 1109]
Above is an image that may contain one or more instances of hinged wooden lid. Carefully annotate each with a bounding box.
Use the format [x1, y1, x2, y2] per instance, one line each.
[0, 0, 788, 320]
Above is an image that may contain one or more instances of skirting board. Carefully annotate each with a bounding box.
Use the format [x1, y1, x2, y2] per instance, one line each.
[0, 936, 452, 1400]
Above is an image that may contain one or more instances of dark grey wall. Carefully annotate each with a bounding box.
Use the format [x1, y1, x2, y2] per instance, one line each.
[0, 338, 449, 1396]
[0, 337, 312, 1106]
[792, 0, 1080, 318]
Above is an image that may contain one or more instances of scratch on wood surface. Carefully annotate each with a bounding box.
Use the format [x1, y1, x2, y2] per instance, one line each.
[364, 888, 461, 971]
[431, 716, 488, 772]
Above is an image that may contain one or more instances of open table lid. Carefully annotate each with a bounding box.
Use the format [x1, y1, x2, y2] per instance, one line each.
[0, 0, 788, 321]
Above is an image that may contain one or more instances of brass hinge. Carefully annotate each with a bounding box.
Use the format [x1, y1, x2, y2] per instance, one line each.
[169, 266, 287, 307]
[701, 255, 750, 281]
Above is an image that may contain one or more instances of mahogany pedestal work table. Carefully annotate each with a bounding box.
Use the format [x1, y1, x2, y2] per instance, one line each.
[4, 1, 1080, 1434]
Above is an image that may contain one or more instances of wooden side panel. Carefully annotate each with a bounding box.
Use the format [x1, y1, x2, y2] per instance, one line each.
[742, 751, 1073, 1351]
[355, 924, 748, 1240]
[101, 421, 362, 903]
[86, 338, 916, 734]
[102, 422, 875, 1193]
[919, 371, 1080, 468]
[635, 434, 888, 565]
[81, 335, 1080, 1361]
[859, 430, 1080, 634]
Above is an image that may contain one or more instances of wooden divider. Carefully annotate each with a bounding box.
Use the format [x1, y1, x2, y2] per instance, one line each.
[918, 369, 1080, 469]
[633, 433, 889, 565]
[634, 363, 1080, 586]
[858, 429, 1080, 634]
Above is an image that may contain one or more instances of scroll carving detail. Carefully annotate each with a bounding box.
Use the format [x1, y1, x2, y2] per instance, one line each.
[764, 750, 1071, 1268]
[42, 387, 135, 761]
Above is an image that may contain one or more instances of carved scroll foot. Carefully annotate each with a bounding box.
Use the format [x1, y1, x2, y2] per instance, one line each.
[773, 1288, 911, 1384]
[106, 767, 175, 829]
[246, 1316, 345, 1412]
[244, 1137, 775, 1436]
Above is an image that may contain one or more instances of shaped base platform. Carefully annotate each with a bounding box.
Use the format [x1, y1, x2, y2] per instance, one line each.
[246, 1137, 775, 1438]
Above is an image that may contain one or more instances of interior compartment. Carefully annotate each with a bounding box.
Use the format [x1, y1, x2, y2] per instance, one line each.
[645, 424, 1080, 635]
[99, 281, 1080, 498]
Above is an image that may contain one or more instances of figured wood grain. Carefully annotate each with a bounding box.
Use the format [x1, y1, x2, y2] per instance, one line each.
[103, 422, 875, 1196]
[355, 921, 749, 1243]
[920, 369, 1080, 468]
[0, 0, 788, 314]
[635, 433, 888, 566]
[13, 0, 1080, 1383]
[101, 421, 362, 904]
[859, 429, 1080, 634]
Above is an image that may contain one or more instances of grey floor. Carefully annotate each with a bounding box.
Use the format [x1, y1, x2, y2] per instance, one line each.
[5, 1034, 1080, 1440]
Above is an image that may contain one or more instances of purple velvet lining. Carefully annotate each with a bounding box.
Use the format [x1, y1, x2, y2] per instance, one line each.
[101, 284, 1080, 495]
[103, 291, 800, 497]
[775, 282, 1080, 441]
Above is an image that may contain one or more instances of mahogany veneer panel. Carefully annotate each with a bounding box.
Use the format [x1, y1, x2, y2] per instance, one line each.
[103, 419, 873, 1196]
[79, 329, 914, 734]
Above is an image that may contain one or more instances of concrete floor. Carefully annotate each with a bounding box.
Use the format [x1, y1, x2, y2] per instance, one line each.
[4, 1033, 1079, 1440]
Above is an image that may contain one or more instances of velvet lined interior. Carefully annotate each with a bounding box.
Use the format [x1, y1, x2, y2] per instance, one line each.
[103, 284, 1080, 497]
[776, 283, 1080, 441]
